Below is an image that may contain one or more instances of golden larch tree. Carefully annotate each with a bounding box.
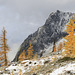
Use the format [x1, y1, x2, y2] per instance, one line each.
[33, 53, 37, 59]
[27, 42, 34, 59]
[19, 50, 26, 61]
[0, 27, 9, 67]
[19, 69, 22, 75]
[63, 17, 75, 57]
[11, 71, 13, 75]
[53, 40, 56, 52]
[57, 42, 63, 51]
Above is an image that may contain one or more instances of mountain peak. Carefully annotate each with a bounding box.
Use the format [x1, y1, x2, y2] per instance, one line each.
[13, 11, 73, 62]
[56, 10, 60, 13]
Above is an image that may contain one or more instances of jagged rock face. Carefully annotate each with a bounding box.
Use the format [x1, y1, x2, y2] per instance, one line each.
[13, 10, 73, 62]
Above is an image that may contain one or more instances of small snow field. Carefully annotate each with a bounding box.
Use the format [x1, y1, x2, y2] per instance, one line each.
[50, 63, 75, 75]
[0, 54, 62, 75]
[0, 54, 75, 75]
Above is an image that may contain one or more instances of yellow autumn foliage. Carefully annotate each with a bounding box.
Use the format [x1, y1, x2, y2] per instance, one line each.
[19, 69, 22, 75]
[53, 40, 56, 52]
[33, 53, 37, 59]
[19, 50, 26, 61]
[57, 42, 63, 51]
[27, 42, 34, 59]
[11, 71, 13, 75]
[0, 27, 9, 66]
[63, 17, 75, 58]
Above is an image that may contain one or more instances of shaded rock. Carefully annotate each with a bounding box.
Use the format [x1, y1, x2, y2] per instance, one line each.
[13, 10, 73, 62]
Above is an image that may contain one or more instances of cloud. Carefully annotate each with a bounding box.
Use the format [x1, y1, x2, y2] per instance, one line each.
[7, 43, 21, 61]
[0, 0, 75, 61]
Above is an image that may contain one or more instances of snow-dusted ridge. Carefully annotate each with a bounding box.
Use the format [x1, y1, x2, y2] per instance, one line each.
[13, 10, 74, 62]
[0, 54, 63, 75]
[0, 53, 75, 75]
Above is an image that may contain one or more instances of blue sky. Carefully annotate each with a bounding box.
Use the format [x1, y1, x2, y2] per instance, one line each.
[0, 0, 75, 61]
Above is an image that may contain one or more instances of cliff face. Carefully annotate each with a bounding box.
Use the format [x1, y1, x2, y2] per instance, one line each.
[13, 10, 73, 61]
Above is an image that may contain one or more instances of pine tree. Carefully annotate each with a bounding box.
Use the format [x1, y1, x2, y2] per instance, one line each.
[19, 50, 26, 61]
[27, 42, 34, 59]
[0, 27, 9, 66]
[63, 16, 75, 58]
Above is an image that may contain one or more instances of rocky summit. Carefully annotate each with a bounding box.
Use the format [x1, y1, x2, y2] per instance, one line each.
[13, 10, 73, 62]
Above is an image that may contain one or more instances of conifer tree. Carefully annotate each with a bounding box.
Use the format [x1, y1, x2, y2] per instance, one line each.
[19, 69, 21, 75]
[57, 42, 63, 51]
[0, 27, 9, 66]
[19, 50, 26, 61]
[27, 42, 34, 59]
[34, 53, 37, 59]
[53, 39, 56, 52]
[63, 16, 75, 57]
[51, 55, 57, 62]
[11, 71, 13, 75]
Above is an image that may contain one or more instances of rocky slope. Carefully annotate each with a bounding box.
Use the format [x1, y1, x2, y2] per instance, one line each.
[13, 10, 73, 61]
[0, 52, 75, 75]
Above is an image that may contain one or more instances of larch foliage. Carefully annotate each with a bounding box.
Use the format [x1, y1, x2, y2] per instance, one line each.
[0, 27, 9, 67]
[63, 16, 75, 58]
[53, 40, 56, 52]
[19, 69, 22, 75]
[57, 42, 63, 51]
[34, 53, 37, 59]
[19, 50, 26, 61]
[51, 55, 57, 62]
[27, 42, 34, 59]
[11, 71, 13, 75]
